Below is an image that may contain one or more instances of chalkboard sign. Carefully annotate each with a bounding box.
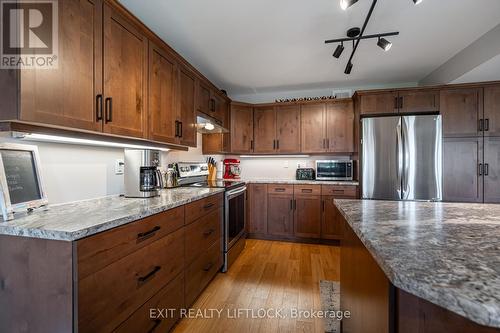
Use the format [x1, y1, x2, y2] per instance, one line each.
[0, 143, 48, 221]
[1, 150, 42, 204]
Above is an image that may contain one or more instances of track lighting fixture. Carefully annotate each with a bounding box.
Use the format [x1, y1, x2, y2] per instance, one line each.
[413, 0, 423, 4]
[344, 62, 353, 74]
[340, 0, 358, 10]
[377, 37, 392, 51]
[333, 42, 344, 58]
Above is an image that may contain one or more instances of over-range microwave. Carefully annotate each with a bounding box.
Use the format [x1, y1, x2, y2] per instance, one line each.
[315, 160, 353, 181]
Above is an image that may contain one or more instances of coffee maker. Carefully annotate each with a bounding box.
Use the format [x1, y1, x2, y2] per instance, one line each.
[124, 149, 163, 198]
[223, 158, 241, 179]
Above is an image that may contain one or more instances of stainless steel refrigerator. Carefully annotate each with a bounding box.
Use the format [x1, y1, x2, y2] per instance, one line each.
[361, 115, 442, 201]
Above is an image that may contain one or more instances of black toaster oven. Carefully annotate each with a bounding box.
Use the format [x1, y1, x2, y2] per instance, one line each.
[296, 168, 315, 181]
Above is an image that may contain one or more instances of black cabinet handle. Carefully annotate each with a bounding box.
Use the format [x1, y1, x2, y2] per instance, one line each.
[301, 189, 313, 193]
[175, 121, 179, 137]
[479, 119, 484, 132]
[179, 121, 183, 137]
[277, 139, 280, 150]
[273, 140, 276, 150]
[394, 97, 399, 109]
[290, 199, 293, 210]
[399, 96, 404, 109]
[96, 94, 103, 121]
[137, 226, 161, 243]
[485, 119, 490, 132]
[138, 266, 161, 284]
[479, 163, 483, 176]
[485, 163, 489, 176]
[250, 140, 254, 150]
[203, 202, 215, 209]
[293, 199, 297, 210]
[326, 138, 330, 149]
[322, 200, 325, 212]
[105, 97, 112, 123]
[275, 188, 286, 192]
[203, 262, 214, 272]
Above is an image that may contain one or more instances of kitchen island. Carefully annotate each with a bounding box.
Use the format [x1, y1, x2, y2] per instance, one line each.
[335, 199, 500, 333]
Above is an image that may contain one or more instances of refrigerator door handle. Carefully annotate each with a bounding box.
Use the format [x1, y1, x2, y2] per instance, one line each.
[401, 118, 410, 200]
[396, 119, 403, 198]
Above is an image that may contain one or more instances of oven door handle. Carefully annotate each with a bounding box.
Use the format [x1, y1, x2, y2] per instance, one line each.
[226, 186, 247, 199]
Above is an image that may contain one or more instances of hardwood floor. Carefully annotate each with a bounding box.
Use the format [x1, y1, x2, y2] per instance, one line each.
[174, 239, 340, 333]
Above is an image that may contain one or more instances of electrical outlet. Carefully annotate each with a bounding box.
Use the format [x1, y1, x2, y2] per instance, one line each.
[283, 160, 289, 168]
[115, 159, 124, 175]
[297, 162, 302, 169]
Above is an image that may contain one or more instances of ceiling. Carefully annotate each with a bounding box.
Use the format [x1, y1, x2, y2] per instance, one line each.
[120, 0, 500, 97]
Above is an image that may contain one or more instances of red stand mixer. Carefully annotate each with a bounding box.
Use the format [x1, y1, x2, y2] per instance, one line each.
[223, 159, 241, 179]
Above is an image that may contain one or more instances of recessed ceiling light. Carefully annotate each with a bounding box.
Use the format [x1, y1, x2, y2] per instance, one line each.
[377, 37, 392, 51]
[204, 123, 215, 131]
[340, 0, 359, 10]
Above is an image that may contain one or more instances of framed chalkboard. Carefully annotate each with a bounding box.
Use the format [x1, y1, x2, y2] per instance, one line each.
[0, 143, 48, 221]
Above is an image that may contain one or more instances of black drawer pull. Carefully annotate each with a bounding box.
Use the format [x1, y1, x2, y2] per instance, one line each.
[137, 226, 161, 242]
[485, 119, 490, 132]
[96, 94, 103, 121]
[105, 97, 112, 123]
[333, 190, 345, 193]
[203, 262, 214, 272]
[275, 188, 286, 192]
[301, 189, 313, 193]
[148, 319, 161, 333]
[203, 228, 215, 236]
[138, 266, 161, 284]
[485, 163, 489, 176]
[203, 202, 215, 209]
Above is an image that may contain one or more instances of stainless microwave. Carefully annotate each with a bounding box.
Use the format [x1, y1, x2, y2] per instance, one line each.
[315, 160, 353, 181]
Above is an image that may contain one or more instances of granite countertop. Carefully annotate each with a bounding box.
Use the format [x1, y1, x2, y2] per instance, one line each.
[238, 179, 359, 186]
[0, 188, 224, 241]
[334, 199, 500, 328]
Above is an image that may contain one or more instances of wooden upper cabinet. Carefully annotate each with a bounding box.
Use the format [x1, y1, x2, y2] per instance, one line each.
[276, 105, 300, 153]
[253, 106, 276, 154]
[103, 4, 148, 138]
[148, 42, 178, 144]
[179, 66, 197, 147]
[301, 104, 326, 153]
[213, 93, 228, 127]
[399, 90, 440, 114]
[441, 88, 483, 137]
[359, 92, 398, 115]
[19, 0, 103, 132]
[484, 85, 500, 137]
[326, 101, 354, 153]
[230, 104, 254, 153]
[197, 81, 211, 115]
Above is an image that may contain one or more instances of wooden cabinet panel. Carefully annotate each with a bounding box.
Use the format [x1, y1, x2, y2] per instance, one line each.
[441, 88, 483, 137]
[267, 194, 294, 237]
[267, 184, 294, 194]
[276, 105, 301, 153]
[197, 81, 211, 115]
[103, 4, 148, 138]
[179, 66, 197, 147]
[321, 197, 344, 240]
[326, 101, 354, 153]
[253, 106, 276, 153]
[230, 104, 254, 153]
[185, 193, 223, 225]
[483, 137, 500, 203]
[114, 273, 184, 333]
[443, 137, 483, 203]
[213, 93, 228, 127]
[301, 103, 326, 153]
[399, 90, 440, 114]
[359, 92, 398, 115]
[148, 42, 178, 143]
[484, 85, 500, 137]
[247, 184, 268, 235]
[321, 185, 358, 197]
[293, 185, 321, 196]
[78, 227, 185, 333]
[20, 0, 102, 132]
[185, 208, 222, 265]
[294, 195, 321, 238]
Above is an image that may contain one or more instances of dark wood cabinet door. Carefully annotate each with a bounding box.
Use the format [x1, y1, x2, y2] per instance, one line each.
[247, 184, 268, 235]
[253, 107, 276, 153]
[321, 196, 344, 240]
[441, 88, 483, 137]
[20, 0, 103, 132]
[484, 137, 500, 203]
[443, 137, 483, 203]
[148, 42, 178, 144]
[213, 93, 228, 127]
[399, 90, 440, 114]
[300, 103, 326, 153]
[197, 81, 211, 115]
[179, 66, 197, 147]
[267, 194, 293, 237]
[326, 101, 354, 153]
[276, 105, 301, 153]
[230, 104, 254, 153]
[103, 4, 148, 138]
[294, 195, 321, 238]
[359, 92, 398, 115]
[484, 85, 500, 137]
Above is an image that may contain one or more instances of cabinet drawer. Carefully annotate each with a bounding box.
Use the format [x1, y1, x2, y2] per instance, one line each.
[78, 228, 185, 333]
[294, 185, 321, 195]
[267, 184, 294, 194]
[113, 273, 184, 333]
[185, 207, 222, 265]
[185, 193, 223, 225]
[185, 241, 222, 306]
[77, 206, 184, 280]
[321, 185, 358, 198]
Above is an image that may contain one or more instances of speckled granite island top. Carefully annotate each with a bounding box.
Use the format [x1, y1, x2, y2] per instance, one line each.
[0, 188, 224, 241]
[334, 199, 500, 328]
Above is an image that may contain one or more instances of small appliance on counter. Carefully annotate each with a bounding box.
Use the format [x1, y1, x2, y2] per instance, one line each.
[223, 158, 241, 179]
[124, 149, 163, 198]
[296, 168, 315, 181]
[315, 160, 353, 181]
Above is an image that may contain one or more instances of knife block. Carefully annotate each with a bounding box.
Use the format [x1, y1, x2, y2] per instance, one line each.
[208, 165, 217, 181]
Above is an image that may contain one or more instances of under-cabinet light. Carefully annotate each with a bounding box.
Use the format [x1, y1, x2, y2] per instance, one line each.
[239, 155, 311, 158]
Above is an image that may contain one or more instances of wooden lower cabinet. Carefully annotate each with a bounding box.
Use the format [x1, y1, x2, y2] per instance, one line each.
[247, 184, 268, 235]
[267, 193, 294, 237]
[294, 194, 321, 238]
[321, 197, 344, 240]
[483, 137, 500, 203]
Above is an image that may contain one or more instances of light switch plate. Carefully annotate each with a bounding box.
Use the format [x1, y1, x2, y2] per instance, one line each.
[115, 159, 124, 175]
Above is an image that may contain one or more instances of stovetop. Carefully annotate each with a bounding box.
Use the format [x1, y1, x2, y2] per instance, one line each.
[186, 180, 245, 190]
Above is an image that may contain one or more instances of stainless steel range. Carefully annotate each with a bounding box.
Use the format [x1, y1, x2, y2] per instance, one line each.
[175, 162, 247, 272]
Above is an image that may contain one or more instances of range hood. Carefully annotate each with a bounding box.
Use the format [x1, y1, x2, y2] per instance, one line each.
[196, 115, 229, 134]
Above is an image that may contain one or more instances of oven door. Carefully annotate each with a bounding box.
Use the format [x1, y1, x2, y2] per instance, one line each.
[224, 186, 247, 251]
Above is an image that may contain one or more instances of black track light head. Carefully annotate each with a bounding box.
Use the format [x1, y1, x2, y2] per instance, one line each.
[333, 43, 344, 58]
[413, 0, 423, 4]
[345, 62, 353, 75]
[377, 37, 392, 51]
[340, 0, 359, 10]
